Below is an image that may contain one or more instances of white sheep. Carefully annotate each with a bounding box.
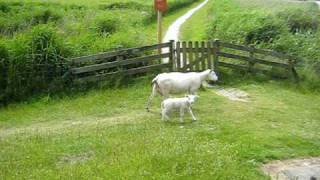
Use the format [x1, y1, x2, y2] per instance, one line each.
[161, 95, 199, 122]
[146, 69, 218, 111]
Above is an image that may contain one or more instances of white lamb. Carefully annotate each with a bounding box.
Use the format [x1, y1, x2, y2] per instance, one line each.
[146, 69, 218, 111]
[161, 95, 199, 122]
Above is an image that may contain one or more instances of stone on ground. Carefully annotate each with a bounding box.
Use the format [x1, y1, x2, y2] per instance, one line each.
[262, 157, 320, 180]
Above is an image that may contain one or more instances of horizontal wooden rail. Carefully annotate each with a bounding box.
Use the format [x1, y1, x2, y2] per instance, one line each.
[75, 63, 170, 83]
[253, 58, 289, 68]
[219, 61, 271, 74]
[218, 41, 292, 60]
[72, 53, 170, 74]
[218, 61, 248, 71]
[252, 48, 291, 60]
[219, 41, 251, 52]
[71, 42, 171, 64]
[217, 52, 289, 68]
[217, 52, 251, 62]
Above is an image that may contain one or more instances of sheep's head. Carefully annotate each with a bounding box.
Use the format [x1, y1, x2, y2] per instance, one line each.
[186, 95, 199, 104]
[207, 70, 218, 82]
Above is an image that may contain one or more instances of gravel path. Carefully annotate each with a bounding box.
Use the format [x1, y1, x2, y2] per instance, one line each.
[162, 0, 209, 43]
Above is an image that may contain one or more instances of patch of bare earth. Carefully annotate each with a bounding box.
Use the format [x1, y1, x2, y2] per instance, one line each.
[204, 84, 249, 102]
[262, 157, 320, 180]
[56, 151, 94, 166]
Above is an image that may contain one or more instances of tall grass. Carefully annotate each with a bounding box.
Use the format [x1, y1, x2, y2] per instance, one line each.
[206, 0, 320, 90]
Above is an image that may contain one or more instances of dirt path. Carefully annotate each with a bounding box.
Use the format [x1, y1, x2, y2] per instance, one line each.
[163, 0, 209, 43]
[0, 111, 152, 138]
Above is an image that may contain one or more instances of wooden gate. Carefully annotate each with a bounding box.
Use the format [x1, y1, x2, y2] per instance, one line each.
[175, 41, 215, 72]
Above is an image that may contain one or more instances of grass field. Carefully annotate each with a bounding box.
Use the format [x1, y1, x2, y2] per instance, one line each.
[0, 76, 320, 179]
[1, 0, 320, 179]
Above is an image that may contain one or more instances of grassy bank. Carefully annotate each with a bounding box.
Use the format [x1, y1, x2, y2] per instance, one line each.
[0, 77, 320, 179]
[180, 0, 320, 90]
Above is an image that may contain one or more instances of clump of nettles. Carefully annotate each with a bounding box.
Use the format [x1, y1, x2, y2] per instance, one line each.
[94, 15, 119, 36]
[245, 20, 282, 44]
[31, 8, 62, 25]
[277, 7, 319, 34]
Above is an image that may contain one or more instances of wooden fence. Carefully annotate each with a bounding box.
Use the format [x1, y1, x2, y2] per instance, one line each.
[68, 41, 175, 83]
[66, 39, 299, 83]
[175, 40, 298, 80]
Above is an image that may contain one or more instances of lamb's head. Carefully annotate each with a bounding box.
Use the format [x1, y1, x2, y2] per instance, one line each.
[207, 69, 218, 82]
[186, 95, 199, 104]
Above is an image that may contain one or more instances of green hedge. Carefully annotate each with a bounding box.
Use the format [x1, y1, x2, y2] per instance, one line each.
[1, 25, 71, 104]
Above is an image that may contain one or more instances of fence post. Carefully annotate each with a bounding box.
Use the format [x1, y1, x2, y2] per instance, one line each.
[248, 45, 255, 73]
[176, 41, 181, 71]
[188, 41, 194, 71]
[207, 41, 212, 70]
[213, 39, 220, 72]
[201, 41, 206, 71]
[194, 41, 200, 71]
[116, 55, 124, 75]
[169, 40, 175, 71]
[288, 58, 299, 82]
[182, 41, 187, 72]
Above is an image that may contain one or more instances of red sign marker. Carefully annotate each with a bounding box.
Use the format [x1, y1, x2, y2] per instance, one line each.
[154, 0, 168, 12]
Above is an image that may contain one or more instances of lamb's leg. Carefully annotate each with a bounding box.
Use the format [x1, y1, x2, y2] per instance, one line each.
[161, 108, 169, 121]
[188, 107, 197, 121]
[146, 84, 157, 112]
[179, 107, 185, 123]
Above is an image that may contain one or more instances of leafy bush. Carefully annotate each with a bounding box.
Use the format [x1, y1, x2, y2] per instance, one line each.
[5, 25, 71, 102]
[31, 8, 62, 25]
[277, 7, 320, 34]
[0, 16, 26, 35]
[0, 2, 10, 13]
[94, 15, 119, 35]
[245, 19, 283, 44]
[100, 2, 149, 11]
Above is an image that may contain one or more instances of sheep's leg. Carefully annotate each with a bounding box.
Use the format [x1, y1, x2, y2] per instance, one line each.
[146, 84, 157, 112]
[162, 90, 169, 100]
[161, 109, 169, 121]
[179, 107, 184, 123]
[188, 107, 197, 121]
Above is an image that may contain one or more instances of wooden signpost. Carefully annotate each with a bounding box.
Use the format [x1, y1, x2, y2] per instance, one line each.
[154, 0, 168, 54]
